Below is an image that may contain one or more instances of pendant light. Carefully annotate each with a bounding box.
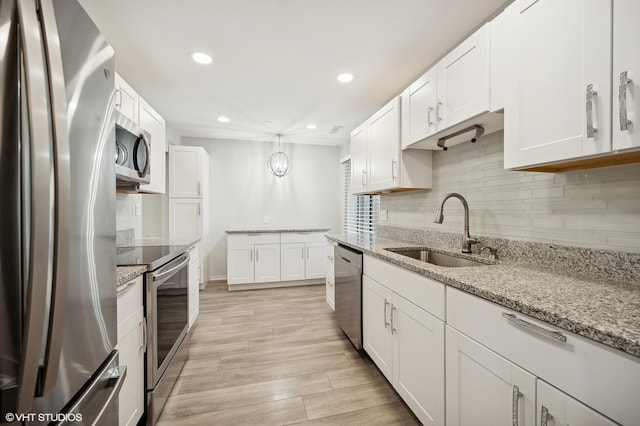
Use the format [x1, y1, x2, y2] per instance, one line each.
[267, 134, 291, 177]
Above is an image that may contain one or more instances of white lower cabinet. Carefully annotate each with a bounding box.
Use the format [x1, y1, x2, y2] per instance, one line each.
[227, 243, 254, 284]
[325, 240, 336, 310]
[188, 245, 200, 329]
[116, 276, 145, 426]
[305, 241, 325, 279]
[362, 271, 444, 426]
[254, 243, 280, 283]
[537, 380, 618, 426]
[280, 243, 306, 281]
[446, 326, 536, 426]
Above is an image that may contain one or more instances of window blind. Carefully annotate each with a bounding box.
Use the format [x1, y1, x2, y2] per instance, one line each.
[342, 159, 379, 234]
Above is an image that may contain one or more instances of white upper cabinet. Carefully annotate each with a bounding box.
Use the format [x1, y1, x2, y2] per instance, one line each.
[115, 73, 139, 124]
[612, 0, 640, 151]
[139, 99, 166, 194]
[350, 124, 368, 194]
[402, 23, 499, 150]
[436, 23, 491, 132]
[503, 0, 613, 169]
[169, 145, 204, 198]
[367, 97, 401, 192]
[401, 67, 438, 148]
[351, 96, 432, 195]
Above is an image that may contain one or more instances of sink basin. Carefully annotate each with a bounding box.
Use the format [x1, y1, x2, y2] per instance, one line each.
[386, 248, 487, 268]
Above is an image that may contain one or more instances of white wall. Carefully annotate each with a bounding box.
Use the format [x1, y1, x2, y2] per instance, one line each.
[182, 137, 342, 280]
[380, 131, 640, 253]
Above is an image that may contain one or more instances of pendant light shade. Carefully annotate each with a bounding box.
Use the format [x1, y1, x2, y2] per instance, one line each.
[267, 134, 291, 177]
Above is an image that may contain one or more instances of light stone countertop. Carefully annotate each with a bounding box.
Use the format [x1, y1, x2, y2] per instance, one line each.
[226, 227, 330, 234]
[117, 265, 148, 288]
[118, 237, 200, 247]
[327, 232, 640, 358]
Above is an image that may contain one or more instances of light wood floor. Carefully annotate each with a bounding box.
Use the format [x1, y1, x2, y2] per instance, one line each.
[157, 282, 419, 425]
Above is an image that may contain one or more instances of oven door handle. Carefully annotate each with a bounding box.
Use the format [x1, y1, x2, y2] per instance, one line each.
[152, 255, 189, 282]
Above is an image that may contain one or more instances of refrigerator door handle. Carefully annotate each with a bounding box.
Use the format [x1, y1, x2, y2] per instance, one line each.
[36, 0, 72, 396]
[15, 0, 54, 414]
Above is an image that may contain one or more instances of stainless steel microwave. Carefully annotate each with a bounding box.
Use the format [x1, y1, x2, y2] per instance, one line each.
[115, 111, 151, 190]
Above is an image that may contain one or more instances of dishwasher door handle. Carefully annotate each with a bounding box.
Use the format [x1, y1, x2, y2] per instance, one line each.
[337, 255, 352, 264]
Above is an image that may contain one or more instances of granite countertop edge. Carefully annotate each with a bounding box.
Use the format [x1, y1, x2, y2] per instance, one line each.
[226, 228, 331, 234]
[327, 234, 640, 358]
[116, 265, 148, 287]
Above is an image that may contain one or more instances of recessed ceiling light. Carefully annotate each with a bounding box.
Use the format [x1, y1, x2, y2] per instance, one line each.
[306, 124, 317, 130]
[217, 116, 230, 123]
[191, 52, 212, 64]
[337, 73, 354, 83]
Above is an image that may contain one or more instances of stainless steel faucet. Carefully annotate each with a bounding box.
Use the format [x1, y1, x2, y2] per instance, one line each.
[434, 192, 478, 253]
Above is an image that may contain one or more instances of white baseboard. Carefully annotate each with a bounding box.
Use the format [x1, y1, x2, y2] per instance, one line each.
[227, 279, 324, 292]
[210, 275, 227, 283]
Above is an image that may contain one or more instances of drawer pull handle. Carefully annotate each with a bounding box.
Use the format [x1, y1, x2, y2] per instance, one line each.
[540, 406, 551, 426]
[383, 299, 390, 328]
[502, 312, 567, 343]
[116, 279, 137, 295]
[512, 385, 522, 426]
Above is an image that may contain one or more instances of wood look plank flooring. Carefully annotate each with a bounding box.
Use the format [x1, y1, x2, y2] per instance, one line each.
[157, 282, 419, 425]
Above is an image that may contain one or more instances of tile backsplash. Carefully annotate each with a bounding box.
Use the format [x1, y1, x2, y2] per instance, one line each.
[381, 131, 640, 253]
[116, 194, 142, 238]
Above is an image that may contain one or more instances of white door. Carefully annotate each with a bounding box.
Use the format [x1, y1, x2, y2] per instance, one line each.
[436, 23, 491, 132]
[168, 199, 202, 241]
[362, 276, 393, 381]
[115, 73, 139, 123]
[402, 67, 438, 148]
[116, 308, 144, 426]
[305, 242, 326, 280]
[227, 244, 254, 285]
[506, 0, 612, 168]
[169, 146, 202, 198]
[139, 99, 166, 194]
[446, 326, 536, 426]
[280, 243, 305, 281]
[350, 124, 368, 194]
[537, 380, 617, 426]
[254, 243, 280, 283]
[612, 0, 640, 151]
[367, 97, 400, 192]
[392, 294, 445, 426]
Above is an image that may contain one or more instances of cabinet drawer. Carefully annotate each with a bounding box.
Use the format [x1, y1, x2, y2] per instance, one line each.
[117, 276, 143, 330]
[363, 255, 445, 320]
[228, 233, 280, 244]
[281, 232, 326, 243]
[447, 287, 640, 426]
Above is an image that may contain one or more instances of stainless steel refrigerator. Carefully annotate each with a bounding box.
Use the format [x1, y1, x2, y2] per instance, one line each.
[0, 0, 123, 424]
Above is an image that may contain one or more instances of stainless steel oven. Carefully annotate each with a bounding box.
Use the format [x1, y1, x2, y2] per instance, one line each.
[145, 252, 190, 424]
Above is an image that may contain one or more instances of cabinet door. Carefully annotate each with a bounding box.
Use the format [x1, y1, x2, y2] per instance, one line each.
[537, 380, 617, 426]
[436, 23, 491, 131]
[139, 99, 166, 194]
[367, 97, 400, 192]
[169, 146, 203, 198]
[392, 294, 445, 426]
[505, 0, 612, 168]
[325, 273, 335, 311]
[446, 326, 536, 426]
[227, 244, 254, 284]
[281, 243, 305, 281]
[254, 243, 280, 283]
[305, 242, 326, 280]
[115, 73, 139, 123]
[188, 246, 200, 328]
[612, 0, 640, 151]
[169, 199, 202, 241]
[362, 276, 393, 381]
[350, 124, 368, 194]
[402, 67, 438, 148]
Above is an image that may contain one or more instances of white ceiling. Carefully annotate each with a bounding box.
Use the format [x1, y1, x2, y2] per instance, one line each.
[78, 0, 508, 146]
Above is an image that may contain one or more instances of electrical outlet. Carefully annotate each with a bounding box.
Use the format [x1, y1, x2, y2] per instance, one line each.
[135, 203, 142, 216]
[263, 216, 270, 224]
[380, 209, 388, 221]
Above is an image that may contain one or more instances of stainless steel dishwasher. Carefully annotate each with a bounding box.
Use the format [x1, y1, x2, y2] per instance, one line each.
[334, 244, 363, 350]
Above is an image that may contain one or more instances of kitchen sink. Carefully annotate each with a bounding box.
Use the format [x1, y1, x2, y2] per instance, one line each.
[385, 248, 488, 267]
